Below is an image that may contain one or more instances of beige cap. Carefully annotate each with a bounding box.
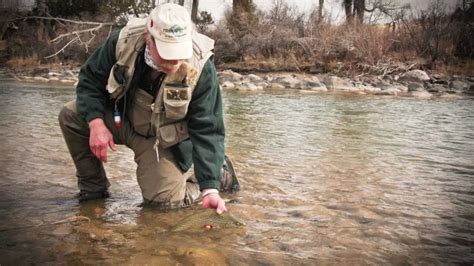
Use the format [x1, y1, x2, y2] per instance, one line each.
[147, 3, 193, 60]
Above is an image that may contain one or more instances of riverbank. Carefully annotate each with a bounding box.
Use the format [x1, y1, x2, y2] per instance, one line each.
[1, 66, 473, 98]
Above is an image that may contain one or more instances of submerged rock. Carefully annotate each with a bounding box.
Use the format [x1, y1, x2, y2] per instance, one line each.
[170, 209, 245, 232]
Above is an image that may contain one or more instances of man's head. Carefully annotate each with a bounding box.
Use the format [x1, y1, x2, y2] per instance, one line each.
[146, 3, 193, 74]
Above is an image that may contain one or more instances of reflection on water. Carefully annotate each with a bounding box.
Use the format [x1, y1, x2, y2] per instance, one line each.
[0, 83, 473, 264]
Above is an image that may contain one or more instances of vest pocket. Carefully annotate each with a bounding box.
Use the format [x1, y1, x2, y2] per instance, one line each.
[163, 85, 191, 121]
[130, 88, 153, 137]
[159, 121, 189, 149]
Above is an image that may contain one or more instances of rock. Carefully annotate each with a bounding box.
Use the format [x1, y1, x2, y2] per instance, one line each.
[246, 74, 263, 82]
[236, 82, 258, 91]
[400, 70, 430, 83]
[450, 80, 470, 91]
[273, 75, 301, 89]
[426, 85, 446, 93]
[439, 93, 463, 99]
[300, 76, 326, 90]
[360, 86, 381, 94]
[375, 88, 399, 96]
[392, 84, 408, 93]
[60, 79, 76, 85]
[33, 76, 49, 82]
[218, 70, 242, 82]
[407, 82, 425, 92]
[221, 81, 235, 90]
[375, 80, 391, 90]
[48, 71, 61, 77]
[270, 83, 285, 90]
[307, 86, 328, 92]
[323, 76, 357, 91]
[410, 90, 432, 98]
[255, 82, 269, 90]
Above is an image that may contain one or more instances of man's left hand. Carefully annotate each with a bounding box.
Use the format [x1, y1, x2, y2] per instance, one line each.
[202, 192, 227, 214]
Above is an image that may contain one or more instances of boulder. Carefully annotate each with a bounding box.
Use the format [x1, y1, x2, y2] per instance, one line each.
[407, 82, 425, 92]
[273, 75, 301, 89]
[323, 76, 357, 91]
[400, 70, 430, 83]
[218, 70, 242, 83]
[450, 80, 470, 91]
[300, 76, 326, 90]
[221, 81, 235, 90]
[246, 74, 263, 82]
[270, 83, 286, 90]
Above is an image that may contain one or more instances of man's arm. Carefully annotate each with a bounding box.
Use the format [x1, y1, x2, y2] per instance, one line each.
[76, 31, 120, 161]
[186, 60, 226, 211]
[76, 31, 119, 122]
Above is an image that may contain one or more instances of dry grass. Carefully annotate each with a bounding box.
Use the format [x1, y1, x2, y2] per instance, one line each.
[6, 53, 40, 68]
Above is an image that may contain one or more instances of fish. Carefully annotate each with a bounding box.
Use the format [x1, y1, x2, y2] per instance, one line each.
[170, 209, 245, 232]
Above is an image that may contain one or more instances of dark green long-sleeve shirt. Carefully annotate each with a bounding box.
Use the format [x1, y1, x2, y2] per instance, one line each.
[76, 30, 225, 190]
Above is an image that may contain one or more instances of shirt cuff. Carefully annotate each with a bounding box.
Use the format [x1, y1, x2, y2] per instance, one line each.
[201, 188, 219, 198]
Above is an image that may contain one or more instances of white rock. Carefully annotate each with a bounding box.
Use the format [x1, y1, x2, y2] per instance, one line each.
[270, 83, 286, 90]
[410, 90, 432, 98]
[256, 82, 269, 89]
[33, 76, 49, 82]
[400, 70, 430, 82]
[393, 84, 408, 93]
[221, 81, 235, 89]
[246, 74, 263, 82]
[218, 70, 242, 82]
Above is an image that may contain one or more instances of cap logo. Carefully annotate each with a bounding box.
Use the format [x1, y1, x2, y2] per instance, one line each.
[163, 24, 187, 38]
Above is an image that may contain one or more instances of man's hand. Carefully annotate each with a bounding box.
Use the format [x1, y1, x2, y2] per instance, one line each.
[89, 118, 115, 162]
[202, 191, 227, 214]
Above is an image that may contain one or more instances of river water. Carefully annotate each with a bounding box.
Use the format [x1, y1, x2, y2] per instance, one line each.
[0, 82, 473, 264]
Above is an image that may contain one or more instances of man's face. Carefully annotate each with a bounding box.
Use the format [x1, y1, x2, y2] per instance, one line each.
[146, 34, 183, 74]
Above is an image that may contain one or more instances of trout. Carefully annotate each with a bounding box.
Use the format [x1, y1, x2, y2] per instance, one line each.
[170, 209, 245, 232]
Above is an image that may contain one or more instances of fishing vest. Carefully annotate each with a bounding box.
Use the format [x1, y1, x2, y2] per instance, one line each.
[106, 18, 215, 159]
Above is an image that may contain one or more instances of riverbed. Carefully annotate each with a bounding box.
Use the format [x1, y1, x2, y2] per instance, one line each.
[0, 82, 473, 264]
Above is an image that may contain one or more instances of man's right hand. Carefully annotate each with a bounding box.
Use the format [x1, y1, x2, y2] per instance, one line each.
[88, 118, 116, 162]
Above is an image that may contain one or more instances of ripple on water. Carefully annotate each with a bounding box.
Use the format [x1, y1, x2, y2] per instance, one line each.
[0, 86, 473, 264]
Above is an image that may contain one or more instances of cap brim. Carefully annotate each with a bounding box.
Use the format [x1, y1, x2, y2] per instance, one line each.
[155, 39, 193, 60]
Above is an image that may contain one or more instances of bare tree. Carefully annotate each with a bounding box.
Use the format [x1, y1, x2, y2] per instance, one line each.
[191, 0, 199, 23]
[318, 0, 324, 23]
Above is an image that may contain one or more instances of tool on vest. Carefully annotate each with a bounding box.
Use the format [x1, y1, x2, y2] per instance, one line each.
[114, 111, 122, 129]
[114, 101, 122, 129]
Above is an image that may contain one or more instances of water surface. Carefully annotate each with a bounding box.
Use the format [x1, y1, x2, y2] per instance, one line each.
[0, 83, 473, 264]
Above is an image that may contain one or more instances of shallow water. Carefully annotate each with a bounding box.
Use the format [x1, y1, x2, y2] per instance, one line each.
[0, 82, 473, 264]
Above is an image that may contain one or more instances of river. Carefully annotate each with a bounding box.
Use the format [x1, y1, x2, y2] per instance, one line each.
[0, 82, 473, 264]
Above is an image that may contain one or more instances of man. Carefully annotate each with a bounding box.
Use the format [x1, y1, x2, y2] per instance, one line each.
[58, 3, 239, 213]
